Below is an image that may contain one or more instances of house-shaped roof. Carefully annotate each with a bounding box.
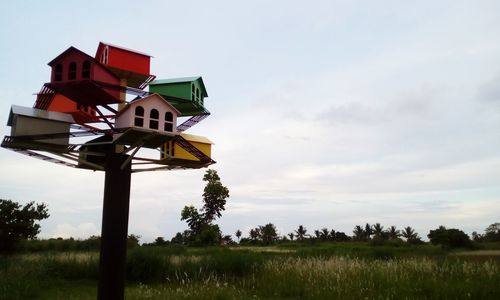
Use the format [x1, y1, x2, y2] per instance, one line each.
[180, 133, 214, 145]
[149, 76, 208, 97]
[97, 42, 153, 58]
[49, 46, 91, 66]
[8, 105, 75, 126]
[118, 93, 182, 116]
[47, 46, 119, 80]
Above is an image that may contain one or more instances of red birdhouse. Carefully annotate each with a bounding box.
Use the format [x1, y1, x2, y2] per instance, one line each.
[95, 42, 155, 89]
[45, 46, 121, 107]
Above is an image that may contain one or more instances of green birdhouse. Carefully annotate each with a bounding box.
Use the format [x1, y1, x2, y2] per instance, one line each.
[148, 76, 207, 116]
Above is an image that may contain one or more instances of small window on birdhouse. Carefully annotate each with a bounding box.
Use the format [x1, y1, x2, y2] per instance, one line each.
[55, 64, 63, 81]
[150, 109, 159, 130]
[164, 112, 173, 132]
[161, 141, 175, 157]
[191, 84, 195, 101]
[82, 60, 91, 79]
[134, 106, 144, 127]
[68, 62, 77, 80]
[101, 46, 109, 64]
[196, 88, 200, 103]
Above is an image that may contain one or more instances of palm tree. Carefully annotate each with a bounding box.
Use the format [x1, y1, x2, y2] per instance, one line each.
[249, 228, 260, 241]
[402, 226, 418, 242]
[364, 223, 373, 240]
[314, 230, 321, 239]
[288, 232, 294, 241]
[295, 225, 307, 241]
[387, 225, 400, 240]
[372, 223, 384, 238]
[321, 228, 330, 241]
[329, 229, 337, 241]
[353, 225, 365, 241]
[235, 229, 242, 243]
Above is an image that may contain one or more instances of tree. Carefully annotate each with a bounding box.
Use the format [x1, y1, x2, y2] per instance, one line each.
[353, 225, 365, 241]
[402, 226, 419, 243]
[321, 228, 330, 240]
[0, 199, 49, 253]
[387, 226, 400, 240]
[154, 237, 167, 245]
[334, 231, 351, 242]
[427, 226, 447, 245]
[201, 169, 230, 223]
[181, 205, 203, 234]
[259, 223, 278, 245]
[428, 226, 471, 248]
[484, 222, 500, 242]
[222, 234, 235, 245]
[171, 232, 184, 244]
[364, 223, 373, 240]
[471, 231, 483, 242]
[329, 229, 336, 241]
[180, 169, 229, 245]
[235, 229, 242, 243]
[287, 232, 295, 241]
[372, 223, 384, 239]
[249, 228, 260, 242]
[127, 234, 141, 248]
[295, 225, 307, 241]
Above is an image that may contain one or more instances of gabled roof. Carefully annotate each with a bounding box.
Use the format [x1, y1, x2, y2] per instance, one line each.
[48, 46, 95, 66]
[97, 42, 153, 58]
[149, 76, 208, 97]
[180, 133, 214, 145]
[47, 46, 120, 80]
[8, 105, 75, 126]
[118, 93, 182, 116]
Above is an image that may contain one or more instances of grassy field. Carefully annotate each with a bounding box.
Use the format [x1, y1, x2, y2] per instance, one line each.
[1, 243, 500, 299]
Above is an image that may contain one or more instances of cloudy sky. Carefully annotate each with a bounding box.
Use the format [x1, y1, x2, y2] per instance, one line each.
[1, 1, 499, 242]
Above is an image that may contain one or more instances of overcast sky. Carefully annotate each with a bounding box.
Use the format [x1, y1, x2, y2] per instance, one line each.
[1, 1, 499, 242]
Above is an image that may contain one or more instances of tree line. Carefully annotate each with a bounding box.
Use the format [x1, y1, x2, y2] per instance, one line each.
[1, 169, 499, 253]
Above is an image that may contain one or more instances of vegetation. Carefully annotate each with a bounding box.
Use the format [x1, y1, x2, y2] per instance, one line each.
[1, 242, 499, 299]
[2, 179, 500, 298]
[428, 226, 472, 249]
[0, 199, 49, 253]
[178, 169, 230, 245]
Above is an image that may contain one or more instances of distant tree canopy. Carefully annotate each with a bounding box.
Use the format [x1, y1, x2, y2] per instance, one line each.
[0, 199, 49, 253]
[484, 222, 500, 241]
[428, 226, 471, 248]
[246, 223, 279, 245]
[179, 169, 229, 245]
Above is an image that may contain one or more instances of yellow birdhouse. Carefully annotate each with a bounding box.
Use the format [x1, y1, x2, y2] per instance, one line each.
[160, 133, 213, 162]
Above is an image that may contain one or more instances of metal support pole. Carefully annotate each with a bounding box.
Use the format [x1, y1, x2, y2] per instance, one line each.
[97, 151, 132, 300]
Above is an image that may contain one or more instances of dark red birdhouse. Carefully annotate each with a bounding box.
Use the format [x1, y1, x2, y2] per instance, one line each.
[45, 46, 122, 107]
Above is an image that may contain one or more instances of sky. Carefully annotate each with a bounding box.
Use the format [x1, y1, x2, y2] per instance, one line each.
[0, 1, 499, 242]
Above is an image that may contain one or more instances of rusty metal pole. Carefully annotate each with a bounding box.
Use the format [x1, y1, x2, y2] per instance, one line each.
[97, 151, 131, 300]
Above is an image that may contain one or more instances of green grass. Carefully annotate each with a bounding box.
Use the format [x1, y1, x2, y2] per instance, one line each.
[1, 243, 500, 299]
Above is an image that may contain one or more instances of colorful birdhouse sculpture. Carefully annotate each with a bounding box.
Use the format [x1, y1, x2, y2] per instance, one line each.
[115, 93, 181, 134]
[160, 133, 213, 161]
[38, 93, 98, 123]
[46, 46, 121, 107]
[7, 105, 74, 146]
[148, 77, 208, 115]
[2, 42, 215, 173]
[96, 42, 155, 89]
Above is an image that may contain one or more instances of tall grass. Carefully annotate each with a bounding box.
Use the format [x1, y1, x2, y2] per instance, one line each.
[1, 244, 499, 299]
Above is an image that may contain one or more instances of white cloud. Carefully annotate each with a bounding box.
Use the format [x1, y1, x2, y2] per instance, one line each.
[1, 1, 500, 242]
[51, 223, 99, 239]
